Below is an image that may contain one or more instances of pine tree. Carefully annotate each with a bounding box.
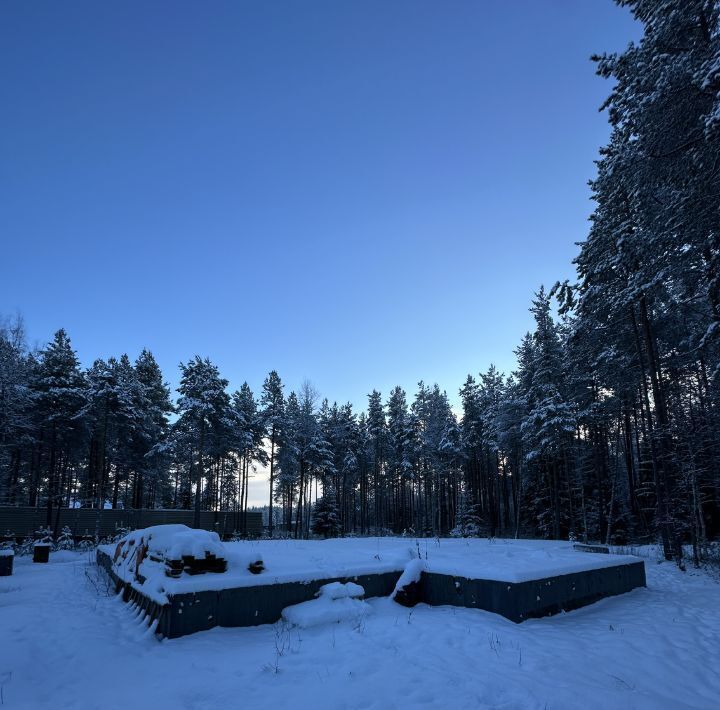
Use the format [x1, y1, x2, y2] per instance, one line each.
[0, 316, 33, 505]
[366, 390, 386, 532]
[386, 386, 413, 532]
[277, 391, 300, 532]
[570, 0, 720, 561]
[132, 349, 173, 508]
[176, 357, 230, 528]
[521, 289, 576, 539]
[231, 383, 268, 532]
[260, 371, 284, 536]
[33, 330, 86, 529]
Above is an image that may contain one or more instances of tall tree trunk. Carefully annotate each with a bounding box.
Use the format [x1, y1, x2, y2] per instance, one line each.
[268, 428, 276, 536]
[638, 296, 683, 565]
[193, 419, 205, 529]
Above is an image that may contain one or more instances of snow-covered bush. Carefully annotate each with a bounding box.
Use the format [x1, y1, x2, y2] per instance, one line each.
[0, 531, 13, 552]
[451, 499, 484, 538]
[36, 526, 53, 545]
[76, 536, 97, 552]
[56, 526, 75, 551]
[15, 536, 34, 556]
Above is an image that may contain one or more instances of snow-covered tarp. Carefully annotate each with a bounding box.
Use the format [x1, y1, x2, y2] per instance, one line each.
[111, 525, 260, 604]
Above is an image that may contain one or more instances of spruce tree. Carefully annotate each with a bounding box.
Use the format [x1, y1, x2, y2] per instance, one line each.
[310, 493, 341, 538]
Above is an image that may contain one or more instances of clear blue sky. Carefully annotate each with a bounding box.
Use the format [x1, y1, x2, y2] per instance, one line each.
[1, 1, 639, 411]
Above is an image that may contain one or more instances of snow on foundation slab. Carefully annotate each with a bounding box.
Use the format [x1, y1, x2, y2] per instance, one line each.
[419, 539, 643, 583]
[100, 537, 642, 597]
[221, 538, 643, 587]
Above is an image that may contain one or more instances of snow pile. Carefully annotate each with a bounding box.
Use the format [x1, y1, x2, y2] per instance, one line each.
[392, 558, 427, 606]
[163, 528, 225, 561]
[392, 558, 426, 595]
[281, 581, 370, 628]
[316, 581, 365, 599]
[112, 525, 235, 603]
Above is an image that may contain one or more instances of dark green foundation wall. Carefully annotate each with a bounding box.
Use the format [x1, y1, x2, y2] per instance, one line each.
[96, 549, 646, 638]
[96, 548, 400, 638]
[422, 562, 646, 622]
[165, 572, 401, 638]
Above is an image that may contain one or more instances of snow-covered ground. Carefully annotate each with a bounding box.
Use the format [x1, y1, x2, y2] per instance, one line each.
[1, 547, 719, 710]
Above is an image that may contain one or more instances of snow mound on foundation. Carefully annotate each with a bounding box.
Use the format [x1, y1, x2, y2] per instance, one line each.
[392, 559, 426, 596]
[164, 528, 225, 561]
[282, 582, 369, 628]
[112, 525, 233, 604]
[317, 581, 365, 600]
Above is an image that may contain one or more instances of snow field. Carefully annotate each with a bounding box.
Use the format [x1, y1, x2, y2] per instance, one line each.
[0, 546, 719, 709]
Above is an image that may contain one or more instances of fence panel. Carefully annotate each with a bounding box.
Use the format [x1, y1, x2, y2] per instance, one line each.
[0, 507, 263, 538]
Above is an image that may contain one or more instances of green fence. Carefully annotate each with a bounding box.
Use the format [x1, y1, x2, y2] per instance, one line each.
[0, 507, 263, 539]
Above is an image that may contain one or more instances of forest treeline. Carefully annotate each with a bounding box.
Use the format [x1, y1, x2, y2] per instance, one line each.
[1, 1, 720, 564]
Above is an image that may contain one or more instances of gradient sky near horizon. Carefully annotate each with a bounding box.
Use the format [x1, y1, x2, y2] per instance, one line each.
[2, 1, 640, 426]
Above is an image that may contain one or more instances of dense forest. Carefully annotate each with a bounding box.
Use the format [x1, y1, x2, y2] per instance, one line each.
[1, 0, 719, 565]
